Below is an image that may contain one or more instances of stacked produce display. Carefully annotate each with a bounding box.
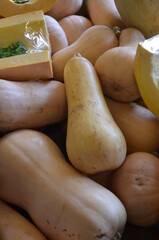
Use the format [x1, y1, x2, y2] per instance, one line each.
[0, 0, 159, 239]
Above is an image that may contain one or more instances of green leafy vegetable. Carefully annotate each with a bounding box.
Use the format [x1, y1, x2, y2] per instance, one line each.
[0, 41, 27, 59]
[12, 0, 29, 4]
[111, 232, 121, 240]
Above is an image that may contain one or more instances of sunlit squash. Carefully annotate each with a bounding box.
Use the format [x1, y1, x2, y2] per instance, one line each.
[64, 55, 127, 174]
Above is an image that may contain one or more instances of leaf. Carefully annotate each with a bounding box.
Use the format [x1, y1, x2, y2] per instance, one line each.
[0, 41, 27, 59]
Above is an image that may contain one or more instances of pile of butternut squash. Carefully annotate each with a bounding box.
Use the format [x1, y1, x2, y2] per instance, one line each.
[0, 0, 159, 239]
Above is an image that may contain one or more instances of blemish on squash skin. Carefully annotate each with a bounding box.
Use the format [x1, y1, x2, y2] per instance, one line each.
[38, 107, 43, 113]
[103, 154, 109, 161]
[135, 177, 144, 186]
[24, 231, 32, 236]
[46, 219, 50, 224]
[112, 83, 122, 92]
[69, 104, 85, 117]
[95, 233, 107, 239]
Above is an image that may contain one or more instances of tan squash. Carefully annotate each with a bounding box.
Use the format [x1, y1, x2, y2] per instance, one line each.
[0, 129, 127, 240]
[0, 79, 67, 132]
[64, 55, 127, 174]
[0, 200, 47, 240]
[47, 0, 83, 20]
[58, 15, 93, 45]
[95, 28, 145, 102]
[52, 25, 118, 82]
[109, 152, 159, 227]
[106, 97, 159, 154]
[86, 0, 125, 29]
[44, 15, 68, 55]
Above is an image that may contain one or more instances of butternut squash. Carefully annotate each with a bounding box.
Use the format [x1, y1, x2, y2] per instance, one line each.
[58, 15, 93, 45]
[0, 0, 56, 17]
[95, 28, 145, 102]
[0, 79, 67, 132]
[64, 55, 127, 174]
[0, 129, 127, 240]
[106, 97, 159, 154]
[47, 0, 83, 20]
[0, 200, 47, 240]
[44, 15, 68, 55]
[109, 152, 159, 227]
[52, 25, 118, 82]
[87, 0, 125, 29]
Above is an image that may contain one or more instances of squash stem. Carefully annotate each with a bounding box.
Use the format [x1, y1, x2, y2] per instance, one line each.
[113, 26, 121, 40]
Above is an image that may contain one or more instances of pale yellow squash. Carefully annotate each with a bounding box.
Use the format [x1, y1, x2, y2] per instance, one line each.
[134, 34, 159, 118]
[64, 55, 127, 174]
[115, 0, 159, 38]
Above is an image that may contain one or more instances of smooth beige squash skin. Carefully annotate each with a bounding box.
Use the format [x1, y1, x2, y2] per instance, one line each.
[47, 0, 83, 20]
[87, 0, 125, 29]
[106, 97, 159, 154]
[58, 15, 93, 45]
[64, 56, 127, 174]
[0, 129, 127, 240]
[44, 15, 68, 55]
[52, 25, 118, 82]
[0, 0, 56, 17]
[114, 0, 159, 38]
[0, 79, 67, 132]
[95, 28, 145, 102]
[134, 35, 159, 118]
[0, 200, 47, 240]
[109, 152, 159, 227]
